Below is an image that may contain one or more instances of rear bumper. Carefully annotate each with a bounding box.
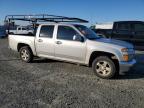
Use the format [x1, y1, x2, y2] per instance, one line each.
[119, 59, 136, 74]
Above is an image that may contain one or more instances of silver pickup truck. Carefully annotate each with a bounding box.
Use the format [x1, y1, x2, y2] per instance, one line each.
[9, 23, 136, 79]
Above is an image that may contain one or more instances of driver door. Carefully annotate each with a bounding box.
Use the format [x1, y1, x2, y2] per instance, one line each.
[55, 25, 86, 63]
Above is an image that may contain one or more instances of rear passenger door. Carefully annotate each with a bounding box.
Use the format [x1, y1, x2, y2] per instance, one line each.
[36, 25, 55, 58]
[112, 23, 132, 43]
[132, 23, 144, 49]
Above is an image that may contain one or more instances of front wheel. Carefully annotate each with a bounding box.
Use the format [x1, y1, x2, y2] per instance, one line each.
[19, 46, 33, 63]
[92, 56, 117, 79]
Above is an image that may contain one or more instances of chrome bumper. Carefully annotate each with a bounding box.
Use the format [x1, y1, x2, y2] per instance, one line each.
[119, 59, 136, 74]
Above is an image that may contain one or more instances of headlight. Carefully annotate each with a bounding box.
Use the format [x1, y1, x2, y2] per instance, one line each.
[121, 48, 135, 53]
[121, 48, 128, 52]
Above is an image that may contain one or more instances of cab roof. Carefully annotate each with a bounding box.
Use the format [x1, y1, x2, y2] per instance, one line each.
[114, 21, 144, 24]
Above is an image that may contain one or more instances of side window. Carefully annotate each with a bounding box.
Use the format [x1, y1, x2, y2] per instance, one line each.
[117, 23, 130, 30]
[134, 23, 144, 31]
[40, 25, 54, 38]
[57, 26, 78, 41]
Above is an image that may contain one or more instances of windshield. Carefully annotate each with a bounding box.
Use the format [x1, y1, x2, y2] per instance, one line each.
[74, 25, 100, 40]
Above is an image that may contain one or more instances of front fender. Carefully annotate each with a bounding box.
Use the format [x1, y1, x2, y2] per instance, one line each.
[85, 46, 122, 65]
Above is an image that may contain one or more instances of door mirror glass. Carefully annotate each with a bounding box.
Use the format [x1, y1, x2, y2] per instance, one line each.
[73, 34, 84, 42]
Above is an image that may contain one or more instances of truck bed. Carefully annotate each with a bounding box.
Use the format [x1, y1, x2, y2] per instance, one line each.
[9, 35, 35, 53]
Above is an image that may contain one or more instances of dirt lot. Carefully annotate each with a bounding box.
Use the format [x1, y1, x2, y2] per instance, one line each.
[0, 38, 144, 108]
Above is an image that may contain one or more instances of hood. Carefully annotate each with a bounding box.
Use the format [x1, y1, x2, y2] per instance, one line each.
[95, 38, 133, 49]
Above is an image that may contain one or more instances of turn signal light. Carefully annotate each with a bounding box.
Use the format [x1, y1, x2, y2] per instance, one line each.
[121, 48, 128, 52]
[123, 54, 129, 61]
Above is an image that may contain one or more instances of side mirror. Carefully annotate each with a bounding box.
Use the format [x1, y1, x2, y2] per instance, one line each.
[73, 34, 84, 42]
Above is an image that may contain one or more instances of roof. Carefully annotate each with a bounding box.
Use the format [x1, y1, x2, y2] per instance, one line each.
[114, 21, 144, 23]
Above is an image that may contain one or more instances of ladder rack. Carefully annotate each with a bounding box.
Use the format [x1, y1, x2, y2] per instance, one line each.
[5, 14, 89, 23]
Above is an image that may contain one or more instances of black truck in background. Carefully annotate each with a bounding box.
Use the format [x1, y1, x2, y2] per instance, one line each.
[92, 21, 144, 50]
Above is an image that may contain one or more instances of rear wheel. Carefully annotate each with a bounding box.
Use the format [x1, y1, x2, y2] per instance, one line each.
[19, 46, 33, 63]
[28, 32, 33, 35]
[92, 56, 117, 79]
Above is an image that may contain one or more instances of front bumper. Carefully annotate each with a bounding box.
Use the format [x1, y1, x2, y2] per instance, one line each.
[119, 59, 136, 74]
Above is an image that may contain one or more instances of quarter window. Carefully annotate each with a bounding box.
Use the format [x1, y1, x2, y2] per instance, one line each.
[40, 25, 54, 38]
[57, 26, 78, 41]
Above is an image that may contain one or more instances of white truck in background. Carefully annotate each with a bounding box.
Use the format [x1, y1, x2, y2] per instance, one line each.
[9, 26, 33, 35]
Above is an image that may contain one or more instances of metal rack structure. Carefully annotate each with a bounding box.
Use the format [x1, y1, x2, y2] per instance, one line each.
[4, 14, 88, 34]
[5, 14, 89, 23]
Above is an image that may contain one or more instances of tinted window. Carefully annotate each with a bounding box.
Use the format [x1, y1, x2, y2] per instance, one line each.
[117, 23, 130, 30]
[57, 26, 77, 40]
[40, 25, 54, 38]
[134, 23, 144, 31]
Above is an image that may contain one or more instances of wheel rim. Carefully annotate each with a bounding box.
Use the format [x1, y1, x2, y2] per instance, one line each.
[21, 49, 29, 61]
[96, 61, 112, 76]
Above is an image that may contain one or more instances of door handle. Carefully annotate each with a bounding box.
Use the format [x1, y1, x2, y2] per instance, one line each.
[38, 39, 43, 42]
[56, 41, 62, 45]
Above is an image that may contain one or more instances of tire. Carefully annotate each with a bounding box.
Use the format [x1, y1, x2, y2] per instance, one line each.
[19, 46, 33, 63]
[28, 32, 33, 35]
[92, 56, 117, 79]
[9, 32, 14, 35]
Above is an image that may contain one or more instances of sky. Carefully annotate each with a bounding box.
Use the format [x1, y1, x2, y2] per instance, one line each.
[0, 0, 144, 26]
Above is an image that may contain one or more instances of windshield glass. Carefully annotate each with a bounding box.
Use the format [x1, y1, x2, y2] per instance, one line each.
[74, 25, 100, 40]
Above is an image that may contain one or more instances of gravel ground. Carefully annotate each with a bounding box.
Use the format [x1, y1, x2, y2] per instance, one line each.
[0, 38, 144, 108]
